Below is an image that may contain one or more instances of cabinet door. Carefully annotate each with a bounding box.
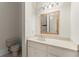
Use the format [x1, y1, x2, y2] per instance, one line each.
[28, 46, 47, 57]
[47, 45, 78, 57]
[48, 45, 65, 57]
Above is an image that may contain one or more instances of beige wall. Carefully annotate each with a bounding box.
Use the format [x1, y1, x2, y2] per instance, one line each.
[59, 3, 71, 38]
[0, 2, 22, 56]
[22, 2, 25, 57]
[71, 2, 79, 44]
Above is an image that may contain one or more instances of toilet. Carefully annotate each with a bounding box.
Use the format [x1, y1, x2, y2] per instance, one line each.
[10, 44, 20, 56]
[6, 38, 21, 56]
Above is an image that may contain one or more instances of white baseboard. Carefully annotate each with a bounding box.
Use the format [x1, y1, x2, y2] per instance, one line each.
[0, 48, 9, 56]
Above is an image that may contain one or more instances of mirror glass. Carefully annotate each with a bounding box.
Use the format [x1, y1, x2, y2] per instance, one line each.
[40, 11, 59, 34]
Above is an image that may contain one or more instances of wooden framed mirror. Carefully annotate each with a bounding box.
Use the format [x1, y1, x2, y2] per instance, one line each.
[40, 11, 59, 34]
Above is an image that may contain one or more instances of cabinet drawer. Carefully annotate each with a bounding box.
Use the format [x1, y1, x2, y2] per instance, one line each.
[28, 40, 47, 51]
[28, 46, 47, 57]
[48, 45, 68, 56]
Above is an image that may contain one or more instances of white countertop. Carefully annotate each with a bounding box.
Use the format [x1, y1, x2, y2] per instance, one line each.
[27, 36, 78, 51]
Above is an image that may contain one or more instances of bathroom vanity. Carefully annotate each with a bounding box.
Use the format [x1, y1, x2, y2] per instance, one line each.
[27, 37, 78, 57]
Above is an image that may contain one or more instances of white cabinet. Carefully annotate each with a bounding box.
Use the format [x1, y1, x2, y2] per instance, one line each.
[47, 45, 63, 57]
[28, 46, 47, 57]
[27, 40, 76, 57]
[27, 40, 63, 57]
[28, 41, 47, 57]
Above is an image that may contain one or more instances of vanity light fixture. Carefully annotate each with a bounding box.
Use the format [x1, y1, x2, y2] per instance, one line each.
[39, 2, 60, 11]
